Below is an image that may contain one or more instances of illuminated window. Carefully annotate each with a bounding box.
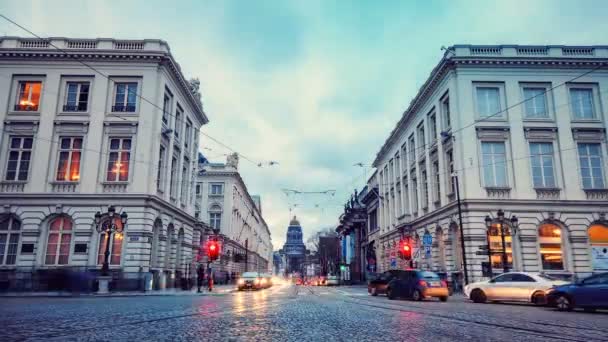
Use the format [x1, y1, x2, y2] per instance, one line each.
[588, 224, 608, 272]
[538, 223, 563, 270]
[5, 136, 33, 181]
[0, 215, 20, 265]
[45, 216, 72, 265]
[106, 138, 131, 182]
[97, 218, 123, 265]
[488, 223, 512, 270]
[14, 81, 42, 111]
[63, 82, 90, 112]
[112, 82, 137, 112]
[56, 137, 82, 182]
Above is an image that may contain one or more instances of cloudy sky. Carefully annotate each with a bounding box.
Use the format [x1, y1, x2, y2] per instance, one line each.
[2, 0, 607, 248]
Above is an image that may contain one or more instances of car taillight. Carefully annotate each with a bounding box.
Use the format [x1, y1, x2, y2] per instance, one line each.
[441, 280, 447, 288]
[419, 280, 428, 287]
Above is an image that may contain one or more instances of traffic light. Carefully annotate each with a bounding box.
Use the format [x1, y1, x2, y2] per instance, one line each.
[399, 240, 412, 260]
[340, 265, 346, 272]
[206, 240, 220, 261]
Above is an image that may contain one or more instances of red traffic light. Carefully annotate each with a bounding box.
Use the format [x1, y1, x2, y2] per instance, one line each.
[206, 240, 220, 261]
[399, 240, 412, 260]
[209, 244, 216, 251]
[403, 245, 410, 251]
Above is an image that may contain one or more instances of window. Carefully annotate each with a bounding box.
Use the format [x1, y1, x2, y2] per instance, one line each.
[481, 142, 507, 187]
[156, 145, 166, 191]
[45, 216, 72, 265]
[170, 156, 178, 199]
[63, 82, 90, 112]
[583, 273, 608, 285]
[368, 209, 377, 231]
[0, 215, 20, 265]
[432, 160, 440, 202]
[578, 143, 605, 189]
[403, 178, 410, 214]
[401, 143, 407, 173]
[523, 87, 548, 118]
[429, 112, 437, 143]
[112, 82, 137, 112]
[529, 142, 555, 188]
[56, 137, 82, 182]
[511, 274, 536, 282]
[476, 86, 501, 118]
[97, 218, 123, 265]
[209, 212, 221, 230]
[408, 135, 416, 164]
[420, 165, 428, 208]
[445, 149, 455, 195]
[538, 223, 564, 270]
[162, 93, 171, 126]
[488, 223, 512, 270]
[185, 119, 193, 149]
[106, 138, 131, 182]
[180, 161, 188, 203]
[14, 81, 42, 111]
[441, 95, 451, 130]
[411, 171, 418, 213]
[195, 183, 201, 195]
[175, 106, 183, 139]
[588, 224, 608, 272]
[570, 88, 595, 119]
[417, 122, 425, 152]
[210, 183, 224, 195]
[5, 136, 33, 181]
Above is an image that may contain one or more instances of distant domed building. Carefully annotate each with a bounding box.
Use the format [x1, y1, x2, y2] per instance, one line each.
[281, 216, 307, 275]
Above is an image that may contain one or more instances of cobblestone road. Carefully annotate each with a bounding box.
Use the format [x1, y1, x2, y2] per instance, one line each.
[1, 284, 607, 341]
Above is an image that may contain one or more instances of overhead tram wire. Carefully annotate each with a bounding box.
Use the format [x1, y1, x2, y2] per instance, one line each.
[0, 13, 267, 168]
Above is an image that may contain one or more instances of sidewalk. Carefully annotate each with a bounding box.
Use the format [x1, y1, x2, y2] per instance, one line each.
[0, 285, 235, 298]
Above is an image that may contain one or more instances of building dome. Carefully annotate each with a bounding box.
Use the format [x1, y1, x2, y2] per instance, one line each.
[289, 216, 300, 226]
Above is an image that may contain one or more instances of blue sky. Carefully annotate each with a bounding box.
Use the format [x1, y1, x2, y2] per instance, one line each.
[2, 0, 608, 248]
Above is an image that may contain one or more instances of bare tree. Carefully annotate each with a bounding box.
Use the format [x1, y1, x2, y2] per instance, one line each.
[306, 227, 337, 252]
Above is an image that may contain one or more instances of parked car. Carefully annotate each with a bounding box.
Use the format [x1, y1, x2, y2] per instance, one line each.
[326, 275, 339, 286]
[464, 272, 568, 304]
[380, 270, 449, 301]
[237, 272, 263, 291]
[547, 272, 608, 312]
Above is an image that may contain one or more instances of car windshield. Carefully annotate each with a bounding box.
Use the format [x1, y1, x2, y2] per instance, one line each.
[417, 271, 440, 279]
[242, 272, 259, 278]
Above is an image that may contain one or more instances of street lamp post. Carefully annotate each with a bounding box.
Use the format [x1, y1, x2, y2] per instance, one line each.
[94, 206, 128, 293]
[485, 210, 518, 274]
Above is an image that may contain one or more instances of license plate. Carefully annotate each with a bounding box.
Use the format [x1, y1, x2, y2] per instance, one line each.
[430, 281, 440, 287]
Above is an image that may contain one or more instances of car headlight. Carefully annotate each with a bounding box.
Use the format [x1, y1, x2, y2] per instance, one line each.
[261, 278, 267, 284]
[255, 278, 260, 284]
[237, 279, 245, 285]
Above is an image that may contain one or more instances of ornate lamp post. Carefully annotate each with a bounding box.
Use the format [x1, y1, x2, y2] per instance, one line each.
[94, 206, 128, 276]
[485, 210, 518, 274]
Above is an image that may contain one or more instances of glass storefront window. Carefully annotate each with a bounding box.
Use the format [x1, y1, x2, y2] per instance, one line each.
[538, 224, 563, 270]
[488, 223, 512, 270]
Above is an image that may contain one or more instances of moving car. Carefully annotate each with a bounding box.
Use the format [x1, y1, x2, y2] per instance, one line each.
[259, 273, 273, 289]
[237, 272, 263, 291]
[464, 272, 568, 304]
[547, 272, 608, 312]
[326, 275, 339, 286]
[377, 270, 449, 301]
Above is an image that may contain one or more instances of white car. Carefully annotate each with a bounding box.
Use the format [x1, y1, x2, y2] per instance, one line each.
[464, 272, 568, 304]
[326, 275, 339, 286]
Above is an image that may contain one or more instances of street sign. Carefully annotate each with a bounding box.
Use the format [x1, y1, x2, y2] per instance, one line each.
[423, 232, 432, 246]
[390, 258, 397, 268]
[424, 246, 432, 259]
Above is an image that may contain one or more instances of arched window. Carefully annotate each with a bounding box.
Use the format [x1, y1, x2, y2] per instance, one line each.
[589, 224, 608, 272]
[45, 216, 72, 265]
[488, 222, 512, 270]
[435, 228, 446, 270]
[176, 229, 185, 271]
[150, 219, 162, 268]
[97, 217, 123, 266]
[0, 214, 20, 265]
[538, 223, 564, 270]
[165, 225, 174, 269]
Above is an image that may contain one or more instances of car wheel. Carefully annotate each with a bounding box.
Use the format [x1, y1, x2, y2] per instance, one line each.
[440, 296, 448, 302]
[471, 289, 487, 304]
[555, 294, 573, 311]
[387, 287, 395, 300]
[412, 289, 422, 301]
[371, 287, 378, 296]
[532, 291, 546, 306]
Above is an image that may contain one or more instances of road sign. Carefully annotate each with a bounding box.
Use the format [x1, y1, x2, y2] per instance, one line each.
[424, 246, 432, 259]
[423, 232, 432, 246]
[390, 258, 397, 268]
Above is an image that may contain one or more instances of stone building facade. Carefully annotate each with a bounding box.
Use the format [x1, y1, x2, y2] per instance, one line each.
[0, 37, 209, 291]
[194, 153, 272, 279]
[371, 45, 608, 286]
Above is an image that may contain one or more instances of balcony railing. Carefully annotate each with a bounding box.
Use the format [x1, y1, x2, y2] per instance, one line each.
[0, 182, 25, 193]
[63, 104, 88, 112]
[13, 104, 39, 112]
[111, 105, 136, 113]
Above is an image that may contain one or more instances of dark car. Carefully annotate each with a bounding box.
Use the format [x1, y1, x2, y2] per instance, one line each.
[547, 272, 608, 312]
[369, 270, 449, 302]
